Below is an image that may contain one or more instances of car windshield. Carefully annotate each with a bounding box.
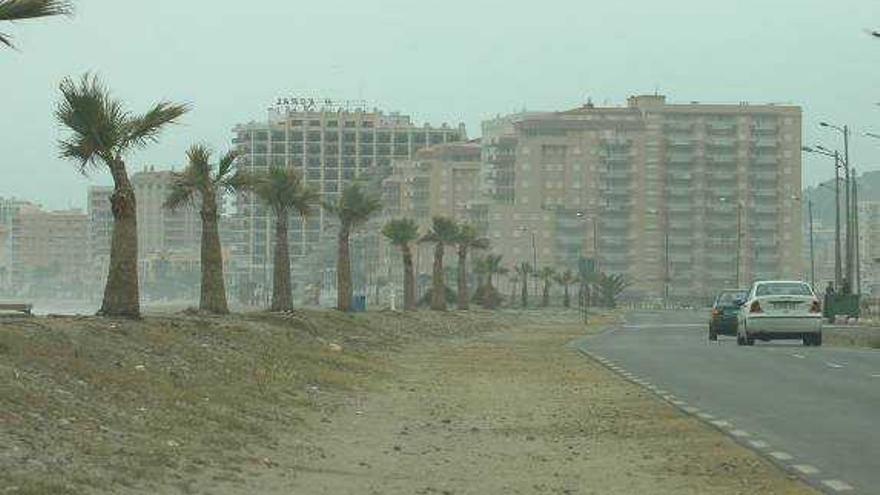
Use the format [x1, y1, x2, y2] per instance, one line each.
[716, 291, 747, 305]
[755, 283, 813, 297]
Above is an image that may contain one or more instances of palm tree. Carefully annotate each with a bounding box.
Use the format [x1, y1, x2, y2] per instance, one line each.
[164, 145, 244, 314]
[473, 253, 507, 309]
[539, 267, 556, 307]
[514, 262, 532, 308]
[244, 167, 319, 312]
[454, 224, 489, 310]
[326, 182, 382, 312]
[56, 74, 188, 318]
[420, 217, 459, 311]
[0, 0, 72, 49]
[593, 272, 630, 308]
[382, 218, 419, 311]
[555, 269, 579, 308]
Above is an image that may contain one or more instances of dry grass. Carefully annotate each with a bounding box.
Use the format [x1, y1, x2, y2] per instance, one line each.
[0, 309, 533, 494]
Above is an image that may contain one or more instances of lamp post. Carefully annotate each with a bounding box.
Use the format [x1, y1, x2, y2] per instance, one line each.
[819, 122, 852, 292]
[803, 146, 843, 290]
[645, 208, 670, 307]
[719, 197, 743, 287]
[809, 199, 816, 288]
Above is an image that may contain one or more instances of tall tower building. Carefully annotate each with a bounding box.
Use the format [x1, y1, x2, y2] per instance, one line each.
[230, 99, 467, 301]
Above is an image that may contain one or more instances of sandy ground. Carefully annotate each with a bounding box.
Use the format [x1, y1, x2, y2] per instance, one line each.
[223, 320, 816, 495]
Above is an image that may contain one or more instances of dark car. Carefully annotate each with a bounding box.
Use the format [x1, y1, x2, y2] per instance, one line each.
[709, 289, 748, 341]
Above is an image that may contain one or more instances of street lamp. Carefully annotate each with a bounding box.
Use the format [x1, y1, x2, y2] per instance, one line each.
[575, 210, 599, 266]
[818, 122, 853, 292]
[802, 145, 844, 290]
[645, 208, 670, 308]
[718, 197, 743, 287]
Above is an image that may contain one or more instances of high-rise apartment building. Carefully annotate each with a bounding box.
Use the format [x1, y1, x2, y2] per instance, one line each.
[87, 170, 204, 298]
[0, 198, 34, 293]
[382, 142, 483, 224]
[486, 95, 803, 302]
[230, 100, 467, 300]
[10, 205, 89, 293]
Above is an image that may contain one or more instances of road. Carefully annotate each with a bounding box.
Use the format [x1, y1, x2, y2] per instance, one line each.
[577, 310, 880, 495]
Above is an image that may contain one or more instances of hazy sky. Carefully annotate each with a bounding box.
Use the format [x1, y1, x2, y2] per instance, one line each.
[1, 0, 878, 210]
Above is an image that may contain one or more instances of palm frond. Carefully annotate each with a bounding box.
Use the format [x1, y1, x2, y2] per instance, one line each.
[215, 149, 239, 182]
[421, 216, 458, 245]
[0, 0, 71, 20]
[332, 182, 383, 229]
[382, 218, 419, 247]
[163, 171, 198, 211]
[241, 166, 316, 218]
[121, 101, 189, 152]
[0, 0, 72, 48]
[55, 73, 126, 173]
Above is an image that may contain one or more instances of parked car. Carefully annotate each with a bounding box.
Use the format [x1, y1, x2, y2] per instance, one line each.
[736, 280, 823, 346]
[709, 289, 749, 341]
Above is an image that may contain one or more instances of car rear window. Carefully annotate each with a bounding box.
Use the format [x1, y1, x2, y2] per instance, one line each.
[717, 291, 747, 305]
[755, 283, 813, 297]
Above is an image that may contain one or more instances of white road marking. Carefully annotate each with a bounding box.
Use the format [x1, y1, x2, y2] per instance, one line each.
[826, 362, 845, 369]
[656, 389, 669, 395]
[683, 406, 700, 414]
[671, 399, 686, 406]
[748, 440, 769, 449]
[730, 429, 751, 437]
[821, 479, 854, 492]
[792, 464, 820, 475]
[791, 353, 806, 359]
[871, 373, 880, 378]
[769, 451, 794, 461]
[710, 420, 732, 428]
[623, 324, 704, 329]
[697, 412, 715, 420]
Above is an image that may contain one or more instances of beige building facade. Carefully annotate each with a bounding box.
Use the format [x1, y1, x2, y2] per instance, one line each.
[486, 95, 803, 302]
[9, 205, 89, 293]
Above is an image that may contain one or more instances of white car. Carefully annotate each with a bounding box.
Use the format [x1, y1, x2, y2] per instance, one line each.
[736, 280, 823, 346]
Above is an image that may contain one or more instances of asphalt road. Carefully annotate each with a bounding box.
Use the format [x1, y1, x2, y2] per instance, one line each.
[577, 310, 880, 494]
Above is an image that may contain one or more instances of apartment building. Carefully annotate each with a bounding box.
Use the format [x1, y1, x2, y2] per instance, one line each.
[230, 101, 467, 301]
[383, 142, 483, 224]
[487, 95, 803, 301]
[9, 205, 89, 293]
[0, 198, 35, 292]
[87, 170, 204, 298]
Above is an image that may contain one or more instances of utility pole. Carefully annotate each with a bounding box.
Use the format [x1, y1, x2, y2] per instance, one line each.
[664, 229, 670, 308]
[809, 199, 816, 288]
[834, 152, 843, 289]
[844, 125, 852, 293]
[736, 202, 742, 287]
[853, 170, 860, 294]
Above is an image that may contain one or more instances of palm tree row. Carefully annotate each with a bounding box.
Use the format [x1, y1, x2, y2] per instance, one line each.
[499, 263, 629, 309]
[382, 216, 493, 312]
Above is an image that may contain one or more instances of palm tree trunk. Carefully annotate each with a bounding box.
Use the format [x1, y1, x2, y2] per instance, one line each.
[402, 244, 416, 311]
[431, 243, 445, 311]
[457, 245, 469, 310]
[563, 284, 570, 308]
[542, 282, 550, 307]
[271, 211, 292, 312]
[521, 274, 528, 308]
[199, 193, 228, 314]
[510, 280, 517, 307]
[99, 161, 140, 318]
[336, 224, 352, 312]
